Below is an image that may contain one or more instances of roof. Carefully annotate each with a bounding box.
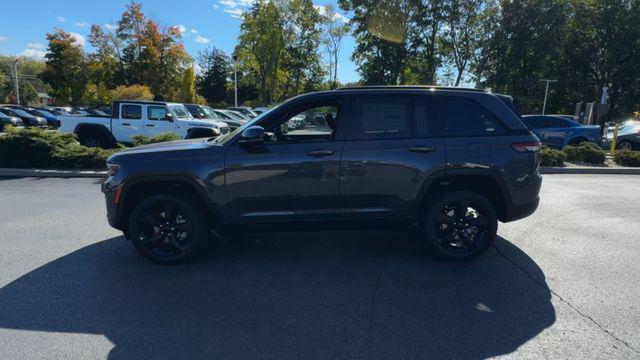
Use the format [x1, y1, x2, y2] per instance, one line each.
[335, 85, 485, 93]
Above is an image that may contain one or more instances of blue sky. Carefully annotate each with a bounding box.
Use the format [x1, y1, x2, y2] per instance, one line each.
[0, 0, 359, 83]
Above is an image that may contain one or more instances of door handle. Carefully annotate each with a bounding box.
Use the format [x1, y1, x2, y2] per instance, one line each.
[306, 150, 335, 157]
[146, 124, 155, 127]
[122, 123, 131, 126]
[408, 146, 436, 153]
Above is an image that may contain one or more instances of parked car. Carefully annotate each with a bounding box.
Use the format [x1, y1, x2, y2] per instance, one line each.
[27, 108, 59, 127]
[0, 107, 47, 127]
[58, 100, 230, 148]
[522, 115, 600, 148]
[606, 121, 640, 150]
[212, 109, 248, 129]
[0, 109, 23, 131]
[183, 104, 231, 134]
[228, 106, 258, 118]
[102, 86, 542, 263]
[253, 106, 271, 115]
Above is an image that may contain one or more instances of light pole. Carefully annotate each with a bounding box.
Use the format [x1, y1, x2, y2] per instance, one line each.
[13, 57, 20, 105]
[233, 54, 238, 107]
[539, 79, 557, 115]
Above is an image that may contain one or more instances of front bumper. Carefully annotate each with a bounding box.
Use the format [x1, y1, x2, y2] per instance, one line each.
[102, 178, 122, 230]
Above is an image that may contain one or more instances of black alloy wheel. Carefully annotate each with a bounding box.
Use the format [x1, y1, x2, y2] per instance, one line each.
[128, 194, 206, 263]
[424, 191, 497, 261]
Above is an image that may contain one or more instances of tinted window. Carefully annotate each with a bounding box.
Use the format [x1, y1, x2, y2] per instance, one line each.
[523, 117, 543, 129]
[438, 97, 505, 136]
[121, 105, 142, 120]
[147, 106, 170, 121]
[351, 96, 410, 139]
[546, 117, 569, 128]
[413, 97, 435, 137]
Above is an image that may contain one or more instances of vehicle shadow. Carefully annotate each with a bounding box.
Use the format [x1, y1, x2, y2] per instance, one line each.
[0, 232, 555, 360]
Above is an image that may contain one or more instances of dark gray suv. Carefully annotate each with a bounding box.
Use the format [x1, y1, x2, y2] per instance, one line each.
[103, 86, 542, 263]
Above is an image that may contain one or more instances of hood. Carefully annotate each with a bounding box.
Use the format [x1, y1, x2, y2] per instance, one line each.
[181, 118, 226, 129]
[109, 137, 215, 159]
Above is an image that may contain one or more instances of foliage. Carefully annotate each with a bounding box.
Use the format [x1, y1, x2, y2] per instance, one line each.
[0, 126, 117, 169]
[40, 29, 87, 105]
[614, 150, 640, 167]
[320, 5, 350, 88]
[197, 47, 230, 104]
[130, 132, 181, 146]
[540, 146, 567, 167]
[110, 84, 154, 101]
[563, 142, 606, 164]
[176, 66, 198, 103]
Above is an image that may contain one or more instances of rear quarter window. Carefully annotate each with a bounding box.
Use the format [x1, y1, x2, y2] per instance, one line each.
[436, 96, 506, 137]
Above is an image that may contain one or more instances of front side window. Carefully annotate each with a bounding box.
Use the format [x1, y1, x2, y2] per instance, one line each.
[169, 105, 192, 119]
[264, 103, 339, 143]
[438, 97, 505, 137]
[351, 96, 410, 139]
[121, 105, 142, 120]
[147, 106, 170, 121]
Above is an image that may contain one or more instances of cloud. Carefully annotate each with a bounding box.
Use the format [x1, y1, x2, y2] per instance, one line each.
[213, 4, 219, 9]
[75, 21, 90, 27]
[314, 5, 349, 24]
[69, 32, 85, 47]
[103, 23, 116, 31]
[20, 48, 47, 60]
[218, 0, 254, 19]
[176, 25, 187, 35]
[27, 43, 45, 49]
[190, 28, 198, 34]
[0, 36, 8, 43]
[195, 35, 210, 44]
[56, 16, 67, 23]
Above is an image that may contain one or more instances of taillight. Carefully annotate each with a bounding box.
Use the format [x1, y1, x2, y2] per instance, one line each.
[511, 141, 542, 152]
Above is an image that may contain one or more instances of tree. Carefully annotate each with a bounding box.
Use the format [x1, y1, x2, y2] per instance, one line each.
[197, 47, 230, 104]
[110, 84, 154, 101]
[40, 29, 87, 105]
[320, 5, 350, 88]
[176, 66, 197, 103]
[237, 0, 286, 103]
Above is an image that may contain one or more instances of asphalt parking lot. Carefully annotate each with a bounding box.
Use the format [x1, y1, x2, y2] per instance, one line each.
[0, 175, 639, 359]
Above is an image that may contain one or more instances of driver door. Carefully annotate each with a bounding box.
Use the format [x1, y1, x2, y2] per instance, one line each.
[224, 99, 345, 222]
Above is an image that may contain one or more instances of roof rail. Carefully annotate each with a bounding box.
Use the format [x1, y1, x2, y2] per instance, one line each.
[335, 85, 484, 92]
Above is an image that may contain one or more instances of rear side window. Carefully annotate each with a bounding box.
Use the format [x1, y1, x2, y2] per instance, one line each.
[350, 96, 410, 139]
[437, 97, 505, 137]
[121, 105, 142, 120]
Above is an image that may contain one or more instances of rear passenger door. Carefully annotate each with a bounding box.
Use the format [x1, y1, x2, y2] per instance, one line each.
[339, 94, 446, 218]
[112, 103, 144, 143]
[436, 96, 509, 170]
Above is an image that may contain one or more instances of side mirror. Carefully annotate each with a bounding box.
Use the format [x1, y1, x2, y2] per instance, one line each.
[165, 112, 174, 122]
[240, 125, 265, 143]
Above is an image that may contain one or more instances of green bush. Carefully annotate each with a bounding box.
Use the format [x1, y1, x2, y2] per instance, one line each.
[131, 132, 181, 147]
[563, 142, 606, 164]
[540, 146, 567, 167]
[0, 126, 118, 169]
[614, 150, 640, 167]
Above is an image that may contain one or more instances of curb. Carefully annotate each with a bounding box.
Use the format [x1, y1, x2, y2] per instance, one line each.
[540, 166, 640, 174]
[0, 168, 107, 178]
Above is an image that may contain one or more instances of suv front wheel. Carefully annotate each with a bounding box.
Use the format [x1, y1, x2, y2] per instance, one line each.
[127, 194, 206, 264]
[423, 191, 498, 261]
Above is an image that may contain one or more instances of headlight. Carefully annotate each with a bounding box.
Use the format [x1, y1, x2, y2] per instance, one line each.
[106, 163, 120, 176]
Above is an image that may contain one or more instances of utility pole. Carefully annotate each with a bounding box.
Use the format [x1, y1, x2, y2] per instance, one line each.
[539, 79, 557, 115]
[13, 57, 20, 105]
[233, 54, 238, 107]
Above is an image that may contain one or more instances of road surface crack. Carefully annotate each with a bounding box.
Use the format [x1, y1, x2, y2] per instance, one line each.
[492, 244, 640, 355]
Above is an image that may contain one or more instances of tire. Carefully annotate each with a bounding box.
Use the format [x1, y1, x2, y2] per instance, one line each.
[618, 141, 633, 151]
[126, 194, 207, 264]
[79, 130, 108, 148]
[422, 191, 498, 261]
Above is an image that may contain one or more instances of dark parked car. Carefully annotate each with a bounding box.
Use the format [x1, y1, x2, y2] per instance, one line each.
[228, 106, 258, 118]
[522, 115, 601, 148]
[607, 121, 640, 150]
[103, 86, 542, 264]
[0, 107, 47, 127]
[0, 109, 23, 130]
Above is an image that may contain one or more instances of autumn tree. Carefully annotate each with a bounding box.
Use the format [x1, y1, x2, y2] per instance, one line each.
[40, 29, 87, 105]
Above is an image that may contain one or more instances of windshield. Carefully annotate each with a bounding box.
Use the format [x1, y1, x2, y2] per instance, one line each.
[169, 105, 193, 119]
[12, 109, 33, 117]
[37, 110, 56, 117]
[203, 107, 221, 119]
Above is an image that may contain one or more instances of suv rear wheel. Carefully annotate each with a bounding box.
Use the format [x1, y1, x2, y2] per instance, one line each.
[422, 191, 497, 261]
[127, 194, 206, 264]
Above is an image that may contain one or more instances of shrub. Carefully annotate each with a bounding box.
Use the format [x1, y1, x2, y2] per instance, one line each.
[130, 132, 181, 147]
[563, 142, 606, 164]
[540, 146, 567, 167]
[0, 126, 117, 169]
[110, 84, 154, 101]
[614, 150, 640, 167]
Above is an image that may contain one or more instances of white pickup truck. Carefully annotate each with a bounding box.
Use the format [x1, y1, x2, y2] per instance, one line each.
[58, 100, 230, 147]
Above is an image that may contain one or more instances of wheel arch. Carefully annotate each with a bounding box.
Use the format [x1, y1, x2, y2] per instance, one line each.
[413, 169, 511, 222]
[73, 123, 116, 144]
